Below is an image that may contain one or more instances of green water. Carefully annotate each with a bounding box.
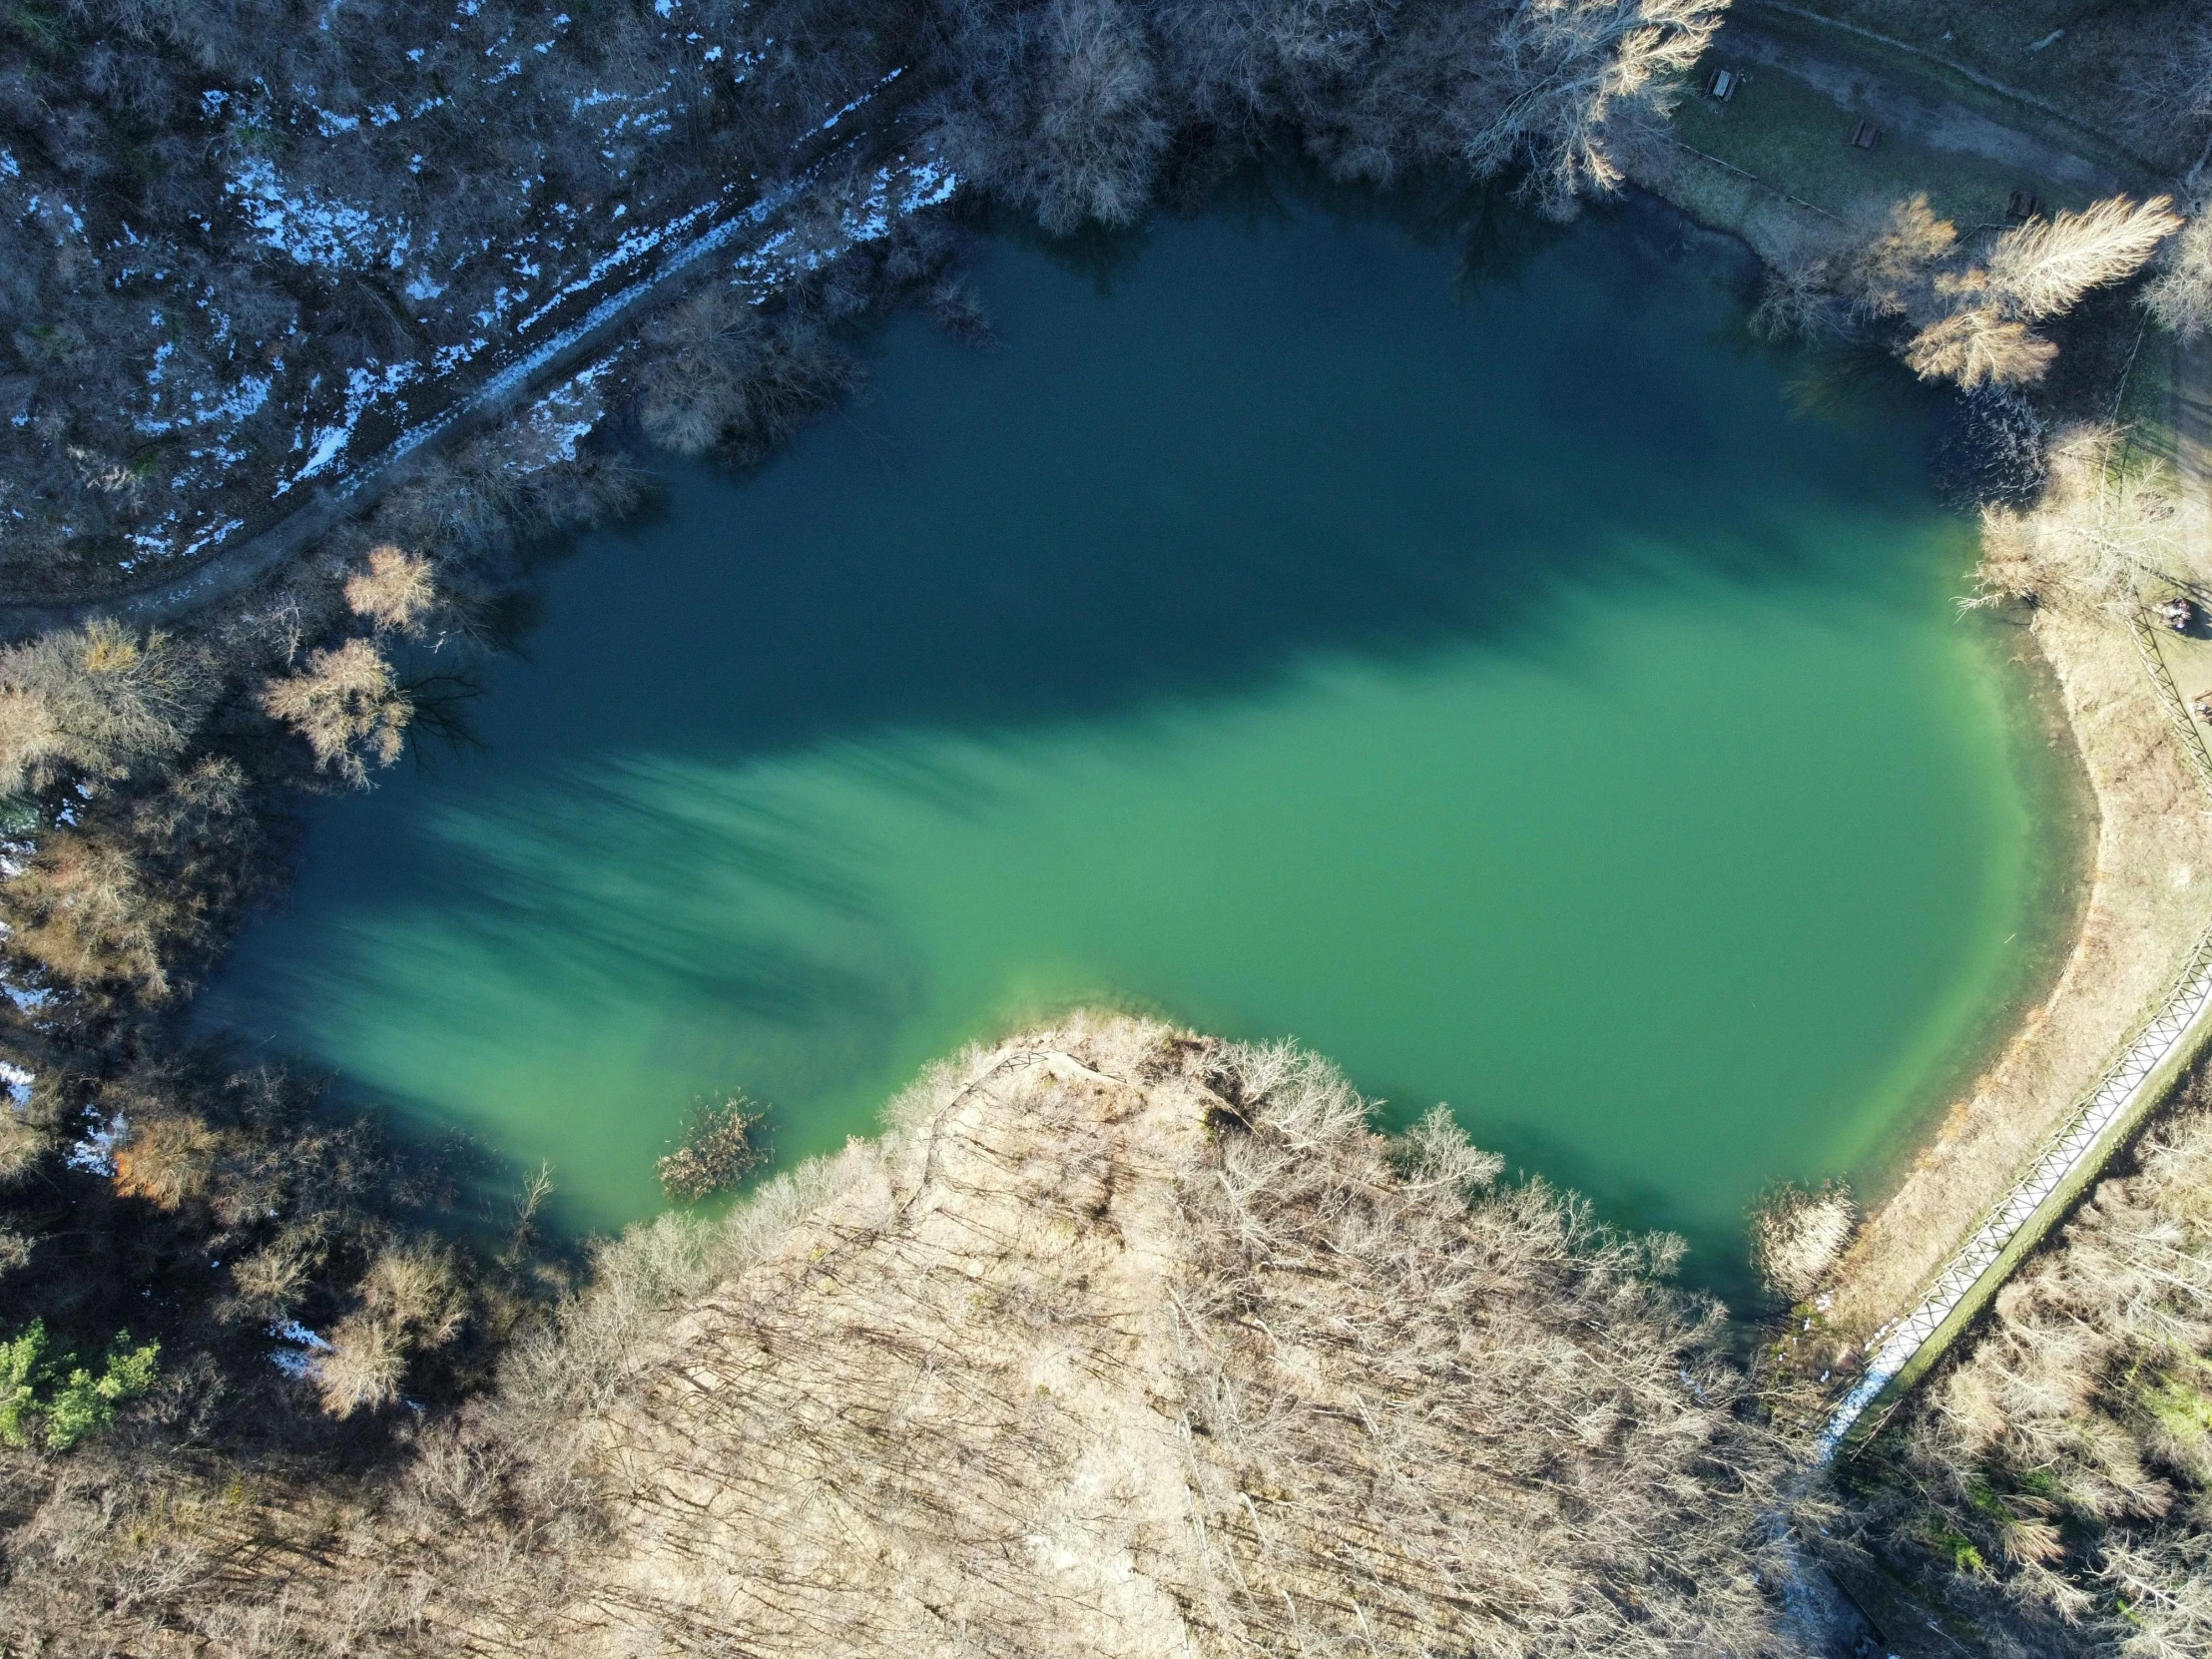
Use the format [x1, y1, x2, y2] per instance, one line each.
[204, 192, 2069, 1291]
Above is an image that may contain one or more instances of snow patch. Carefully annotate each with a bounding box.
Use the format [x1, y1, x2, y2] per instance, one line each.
[269, 1319, 333, 1378]
[3, 982, 51, 1014]
[228, 157, 410, 271]
[66, 1111, 124, 1176]
[514, 357, 611, 467]
[276, 360, 422, 493]
[808, 66, 901, 144]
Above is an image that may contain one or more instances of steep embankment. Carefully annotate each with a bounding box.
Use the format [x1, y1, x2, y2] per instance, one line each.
[446, 1014, 1793, 1657]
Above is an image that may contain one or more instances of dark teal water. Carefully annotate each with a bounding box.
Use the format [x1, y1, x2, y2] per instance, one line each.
[204, 190, 2067, 1294]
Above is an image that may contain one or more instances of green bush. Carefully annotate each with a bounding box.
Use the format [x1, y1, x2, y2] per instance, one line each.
[0, 1321, 159, 1451]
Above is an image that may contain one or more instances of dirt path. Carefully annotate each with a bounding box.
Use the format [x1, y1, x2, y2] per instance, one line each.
[1724, 16, 2127, 199]
[1814, 347, 2212, 1453]
[0, 120, 911, 643]
[1742, 0, 2164, 187]
[11, 12, 2210, 1451]
[1633, 12, 2212, 1445]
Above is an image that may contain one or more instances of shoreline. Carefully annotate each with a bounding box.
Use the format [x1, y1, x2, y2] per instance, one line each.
[1629, 115, 2212, 1404]
[8, 49, 2190, 1417]
[1837, 597, 2098, 1226]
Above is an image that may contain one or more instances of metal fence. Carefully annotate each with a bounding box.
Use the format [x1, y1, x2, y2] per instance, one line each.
[1816, 608, 2212, 1459]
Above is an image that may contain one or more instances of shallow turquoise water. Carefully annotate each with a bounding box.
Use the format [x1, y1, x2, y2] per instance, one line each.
[204, 191, 2066, 1293]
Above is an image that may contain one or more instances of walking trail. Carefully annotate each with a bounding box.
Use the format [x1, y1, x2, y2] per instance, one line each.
[1817, 337, 2212, 1456]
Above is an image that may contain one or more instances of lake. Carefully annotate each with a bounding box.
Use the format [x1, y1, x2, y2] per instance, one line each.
[202, 185, 2072, 1297]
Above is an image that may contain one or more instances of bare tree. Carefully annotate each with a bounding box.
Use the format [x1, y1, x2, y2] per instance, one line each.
[1019, 0, 1169, 235]
[436, 1015, 1796, 1656]
[1470, 0, 1728, 217]
[1757, 193, 2179, 390]
[344, 545, 436, 635]
[259, 638, 412, 787]
[1902, 306, 2058, 389]
[1842, 1091, 2212, 1655]
[0, 622, 213, 795]
[637, 294, 862, 462]
[2120, 13, 2212, 174]
[2144, 199, 2212, 339]
[1842, 194, 1960, 318]
[314, 1242, 466, 1418]
[1900, 197, 2178, 388]
[1967, 423, 2184, 618]
[1979, 196, 2183, 321]
[315, 1315, 410, 1419]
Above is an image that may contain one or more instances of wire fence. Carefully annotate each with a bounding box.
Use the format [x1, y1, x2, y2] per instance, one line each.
[1816, 606, 2212, 1460]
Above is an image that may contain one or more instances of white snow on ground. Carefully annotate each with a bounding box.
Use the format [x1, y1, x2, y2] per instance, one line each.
[136, 372, 273, 439]
[514, 195, 726, 335]
[115, 113, 956, 559]
[2, 982, 50, 1014]
[0, 1062, 31, 1109]
[268, 1319, 333, 1377]
[513, 358, 613, 468]
[809, 67, 901, 142]
[735, 156, 961, 293]
[227, 157, 412, 271]
[840, 156, 958, 243]
[277, 360, 423, 495]
[65, 1111, 124, 1175]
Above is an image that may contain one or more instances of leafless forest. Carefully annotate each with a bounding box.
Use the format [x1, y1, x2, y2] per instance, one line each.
[6, 1, 2212, 1652]
[0, 1015, 1807, 1655]
[0, 4, 1768, 1650]
[1, 0, 1721, 589]
[1824, 1076, 2212, 1657]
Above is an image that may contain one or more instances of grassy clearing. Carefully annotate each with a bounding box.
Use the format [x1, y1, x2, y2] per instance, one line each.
[1671, 58, 2085, 228]
[1772, 0, 2204, 176]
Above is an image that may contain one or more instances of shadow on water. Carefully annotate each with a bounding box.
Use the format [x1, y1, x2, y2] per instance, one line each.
[205, 168, 2011, 1288]
[452, 182, 1952, 775]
